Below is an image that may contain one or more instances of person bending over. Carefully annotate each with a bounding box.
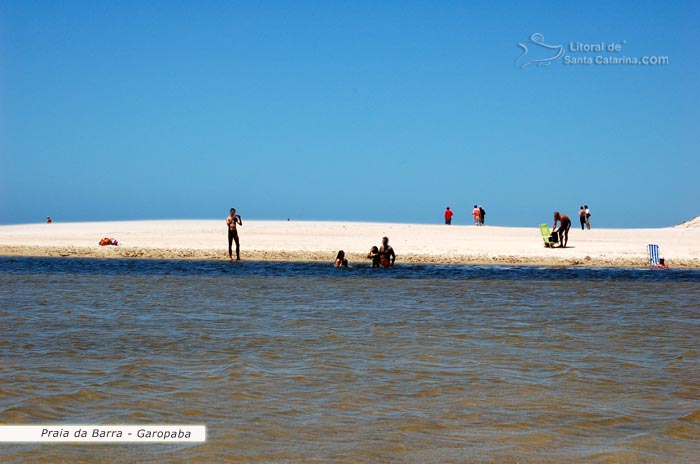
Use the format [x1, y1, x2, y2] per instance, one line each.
[226, 208, 243, 260]
[552, 211, 571, 248]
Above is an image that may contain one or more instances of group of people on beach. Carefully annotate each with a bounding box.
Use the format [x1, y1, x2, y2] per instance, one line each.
[579, 205, 592, 230]
[228, 208, 396, 268]
[551, 205, 591, 248]
[226, 205, 590, 261]
[444, 205, 486, 226]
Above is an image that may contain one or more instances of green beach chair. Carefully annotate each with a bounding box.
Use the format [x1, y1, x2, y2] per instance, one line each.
[540, 224, 557, 248]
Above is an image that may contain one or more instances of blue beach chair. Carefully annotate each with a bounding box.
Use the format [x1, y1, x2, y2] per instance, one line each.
[647, 244, 667, 268]
[647, 244, 659, 266]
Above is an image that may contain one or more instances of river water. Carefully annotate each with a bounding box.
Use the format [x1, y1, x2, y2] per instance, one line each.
[1, 258, 699, 463]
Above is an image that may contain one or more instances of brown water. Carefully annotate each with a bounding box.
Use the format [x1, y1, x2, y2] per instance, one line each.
[1, 258, 699, 463]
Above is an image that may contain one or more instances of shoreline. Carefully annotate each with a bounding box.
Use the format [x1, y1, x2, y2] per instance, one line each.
[1, 220, 699, 269]
[2, 245, 700, 268]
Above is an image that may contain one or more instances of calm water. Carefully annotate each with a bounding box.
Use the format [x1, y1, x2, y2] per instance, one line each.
[1, 257, 699, 463]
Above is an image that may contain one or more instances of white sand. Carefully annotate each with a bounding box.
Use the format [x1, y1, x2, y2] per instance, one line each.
[1, 220, 699, 267]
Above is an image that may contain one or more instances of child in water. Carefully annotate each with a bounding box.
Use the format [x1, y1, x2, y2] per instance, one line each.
[335, 250, 350, 268]
[367, 246, 380, 268]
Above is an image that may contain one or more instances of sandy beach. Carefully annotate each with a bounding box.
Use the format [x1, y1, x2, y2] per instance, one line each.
[1, 219, 699, 268]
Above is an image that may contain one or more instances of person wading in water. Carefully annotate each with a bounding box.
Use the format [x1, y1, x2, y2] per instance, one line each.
[379, 236, 396, 268]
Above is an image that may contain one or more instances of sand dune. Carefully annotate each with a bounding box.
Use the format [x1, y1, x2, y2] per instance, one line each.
[1, 220, 699, 268]
[675, 216, 700, 229]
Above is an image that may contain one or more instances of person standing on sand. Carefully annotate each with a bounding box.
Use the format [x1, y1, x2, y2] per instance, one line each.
[226, 208, 243, 261]
[472, 205, 481, 226]
[379, 237, 396, 267]
[444, 207, 454, 225]
[584, 205, 591, 230]
[579, 206, 586, 230]
[46, 216, 52, 223]
[479, 205, 486, 226]
[553, 211, 572, 248]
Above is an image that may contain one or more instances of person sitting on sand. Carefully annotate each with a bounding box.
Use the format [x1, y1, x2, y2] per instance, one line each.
[335, 250, 350, 268]
[379, 237, 396, 268]
[226, 208, 243, 261]
[552, 211, 572, 248]
[367, 246, 380, 268]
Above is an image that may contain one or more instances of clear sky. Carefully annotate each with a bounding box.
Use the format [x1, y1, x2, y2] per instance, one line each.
[1, 1, 698, 227]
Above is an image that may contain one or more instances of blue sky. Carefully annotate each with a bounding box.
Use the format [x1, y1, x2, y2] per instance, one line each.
[1, 1, 698, 227]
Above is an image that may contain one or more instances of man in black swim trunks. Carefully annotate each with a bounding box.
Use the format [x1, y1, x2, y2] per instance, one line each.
[226, 208, 243, 260]
[552, 211, 571, 248]
[379, 237, 396, 267]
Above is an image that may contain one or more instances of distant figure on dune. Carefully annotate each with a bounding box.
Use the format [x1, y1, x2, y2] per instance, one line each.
[335, 250, 350, 268]
[444, 207, 454, 225]
[46, 216, 52, 224]
[472, 205, 481, 226]
[367, 246, 381, 268]
[584, 205, 591, 230]
[226, 208, 243, 261]
[379, 237, 396, 268]
[479, 205, 486, 225]
[579, 206, 586, 230]
[552, 211, 572, 248]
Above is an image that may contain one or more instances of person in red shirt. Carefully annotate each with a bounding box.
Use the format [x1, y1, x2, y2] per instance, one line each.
[444, 207, 454, 225]
[472, 205, 481, 226]
[553, 211, 572, 248]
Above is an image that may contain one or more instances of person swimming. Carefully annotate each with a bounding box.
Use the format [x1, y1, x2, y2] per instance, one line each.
[367, 246, 380, 268]
[335, 250, 350, 268]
